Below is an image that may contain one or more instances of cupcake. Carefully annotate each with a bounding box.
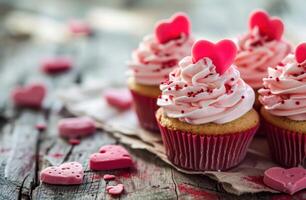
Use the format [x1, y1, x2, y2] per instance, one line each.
[234, 10, 291, 109]
[156, 39, 259, 171]
[258, 43, 306, 167]
[128, 13, 194, 132]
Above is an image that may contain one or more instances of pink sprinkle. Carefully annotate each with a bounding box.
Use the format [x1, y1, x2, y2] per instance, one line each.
[103, 174, 116, 181]
[36, 123, 46, 131]
[69, 138, 81, 145]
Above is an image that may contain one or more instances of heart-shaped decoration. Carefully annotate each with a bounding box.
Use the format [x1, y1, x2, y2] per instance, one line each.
[89, 145, 133, 170]
[58, 117, 96, 139]
[40, 162, 84, 185]
[106, 184, 124, 195]
[104, 88, 132, 111]
[11, 83, 46, 108]
[249, 10, 284, 40]
[295, 42, 306, 63]
[41, 57, 72, 75]
[263, 167, 306, 195]
[155, 12, 190, 44]
[191, 39, 237, 75]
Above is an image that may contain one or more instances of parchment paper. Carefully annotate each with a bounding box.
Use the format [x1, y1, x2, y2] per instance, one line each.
[58, 82, 279, 195]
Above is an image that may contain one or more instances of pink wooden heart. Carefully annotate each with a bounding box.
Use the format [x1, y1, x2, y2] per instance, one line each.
[58, 117, 96, 139]
[154, 12, 190, 44]
[104, 88, 132, 111]
[249, 10, 284, 40]
[106, 184, 124, 195]
[295, 42, 306, 63]
[11, 83, 46, 108]
[191, 39, 237, 75]
[263, 167, 306, 195]
[40, 162, 84, 185]
[89, 145, 133, 170]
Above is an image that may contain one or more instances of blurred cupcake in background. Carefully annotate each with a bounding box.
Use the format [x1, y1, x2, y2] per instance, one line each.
[234, 10, 291, 109]
[156, 39, 259, 171]
[259, 42, 306, 167]
[128, 12, 194, 132]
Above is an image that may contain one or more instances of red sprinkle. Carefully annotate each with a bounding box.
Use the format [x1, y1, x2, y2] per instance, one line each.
[35, 123, 46, 131]
[68, 138, 81, 145]
[281, 100, 285, 104]
[241, 96, 245, 99]
[181, 110, 185, 114]
[230, 78, 235, 81]
[296, 101, 300, 105]
[276, 77, 280, 82]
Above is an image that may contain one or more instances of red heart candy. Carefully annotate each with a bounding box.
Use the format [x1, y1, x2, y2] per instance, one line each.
[249, 10, 284, 40]
[40, 162, 84, 185]
[11, 83, 46, 108]
[155, 12, 190, 44]
[41, 57, 72, 75]
[58, 117, 96, 139]
[263, 167, 306, 195]
[89, 145, 133, 170]
[295, 42, 306, 63]
[191, 39, 237, 75]
[104, 88, 132, 111]
[106, 184, 124, 195]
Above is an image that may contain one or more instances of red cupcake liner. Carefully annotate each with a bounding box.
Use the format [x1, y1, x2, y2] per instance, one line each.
[157, 122, 258, 171]
[263, 120, 306, 167]
[130, 90, 159, 132]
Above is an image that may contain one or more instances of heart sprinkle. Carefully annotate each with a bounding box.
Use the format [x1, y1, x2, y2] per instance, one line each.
[295, 42, 306, 63]
[249, 10, 284, 41]
[155, 12, 190, 44]
[191, 39, 237, 75]
[106, 184, 124, 195]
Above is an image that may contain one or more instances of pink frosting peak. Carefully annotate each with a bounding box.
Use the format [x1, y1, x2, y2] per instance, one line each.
[259, 54, 306, 121]
[235, 27, 291, 89]
[128, 34, 194, 85]
[157, 57, 255, 125]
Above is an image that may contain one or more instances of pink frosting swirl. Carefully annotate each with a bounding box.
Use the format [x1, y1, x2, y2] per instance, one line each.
[235, 27, 291, 88]
[128, 34, 194, 85]
[157, 57, 255, 124]
[259, 54, 306, 121]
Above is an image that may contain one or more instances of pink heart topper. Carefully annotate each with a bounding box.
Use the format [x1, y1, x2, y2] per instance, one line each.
[263, 167, 306, 195]
[249, 10, 284, 40]
[191, 39, 237, 75]
[40, 162, 84, 185]
[11, 83, 46, 108]
[155, 12, 190, 44]
[89, 145, 133, 171]
[295, 42, 306, 63]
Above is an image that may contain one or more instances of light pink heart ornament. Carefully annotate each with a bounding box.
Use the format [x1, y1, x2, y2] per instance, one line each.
[295, 42, 306, 63]
[11, 83, 46, 108]
[104, 88, 132, 111]
[249, 10, 284, 41]
[106, 184, 124, 195]
[263, 167, 306, 195]
[89, 145, 133, 170]
[58, 117, 96, 139]
[155, 12, 190, 44]
[192, 39, 237, 75]
[40, 162, 84, 185]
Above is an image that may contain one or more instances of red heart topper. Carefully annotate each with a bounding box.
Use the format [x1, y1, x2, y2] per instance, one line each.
[191, 39, 237, 75]
[155, 12, 190, 44]
[295, 42, 306, 63]
[249, 10, 284, 41]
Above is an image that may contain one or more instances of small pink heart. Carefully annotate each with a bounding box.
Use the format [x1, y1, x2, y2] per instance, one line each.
[191, 39, 237, 75]
[40, 162, 84, 185]
[263, 167, 306, 195]
[11, 83, 46, 108]
[295, 42, 306, 63]
[103, 174, 116, 181]
[249, 10, 284, 40]
[41, 57, 72, 75]
[89, 145, 133, 170]
[68, 20, 92, 35]
[106, 184, 124, 195]
[104, 88, 132, 111]
[58, 117, 96, 139]
[155, 12, 190, 44]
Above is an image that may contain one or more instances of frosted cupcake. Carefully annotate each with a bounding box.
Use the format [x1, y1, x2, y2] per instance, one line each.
[259, 43, 306, 167]
[128, 13, 194, 131]
[156, 39, 259, 171]
[234, 10, 291, 108]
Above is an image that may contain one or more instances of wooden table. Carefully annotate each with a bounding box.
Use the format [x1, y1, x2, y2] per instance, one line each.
[0, 1, 305, 199]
